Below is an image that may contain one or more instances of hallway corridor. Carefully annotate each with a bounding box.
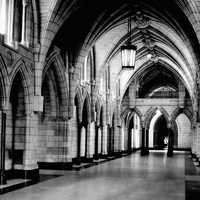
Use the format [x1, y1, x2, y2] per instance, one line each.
[0, 151, 186, 200]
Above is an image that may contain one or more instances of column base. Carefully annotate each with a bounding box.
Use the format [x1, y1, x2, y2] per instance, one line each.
[38, 162, 72, 170]
[6, 168, 39, 183]
[84, 157, 93, 163]
[93, 154, 100, 160]
[0, 170, 6, 185]
[141, 148, 149, 156]
[167, 149, 174, 157]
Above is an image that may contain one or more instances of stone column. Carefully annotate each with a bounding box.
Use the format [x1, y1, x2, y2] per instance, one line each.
[94, 124, 99, 159]
[23, 112, 39, 181]
[123, 126, 129, 153]
[178, 81, 185, 108]
[68, 65, 75, 118]
[80, 126, 86, 158]
[192, 123, 198, 155]
[167, 122, 173, 157]
[141, 125, 146, 156]
[65, 116, 74, 162]
[87, 122, 95, 158]
[145, 128, 149, 155]
[114, 125, 121, 154]
[98, 128, 102, 154]
[0, 111, 6, 185]
[129, 80, 137, 107]
[196, 123, 200, 159]
[191, 124, 196, 154]
[102, 125, 108, 155]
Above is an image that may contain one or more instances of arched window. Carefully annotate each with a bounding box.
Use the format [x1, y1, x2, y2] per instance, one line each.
[0, 0, 7, 34]
[81, 49, 95, 84]
[0, 0, 30, 47]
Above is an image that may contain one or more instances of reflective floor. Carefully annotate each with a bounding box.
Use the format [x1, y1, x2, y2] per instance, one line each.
[1, 151, 185, 200]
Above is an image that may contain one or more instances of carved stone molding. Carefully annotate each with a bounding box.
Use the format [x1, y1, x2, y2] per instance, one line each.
[6, 50, 13, 66]
[134, 10, 151, 29]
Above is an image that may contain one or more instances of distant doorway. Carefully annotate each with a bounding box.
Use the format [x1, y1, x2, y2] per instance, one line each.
[153, 115, 168, 149]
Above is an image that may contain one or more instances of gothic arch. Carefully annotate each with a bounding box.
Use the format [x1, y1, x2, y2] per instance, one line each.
[0, 54, 9, 109]
[126, 108, 143, 129]
[145, 107, 170, 130]
[170, 107, 193, 123]
[9, 59, 32, 114]
[81, 92, 91, 123]
[43, 51, 69, 119]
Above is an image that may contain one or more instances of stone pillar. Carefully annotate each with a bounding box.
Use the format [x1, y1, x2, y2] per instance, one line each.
[94, 124, 99, 159]
[192, 123, 198, 155]
[129, 80, 137, 107]
[145, 128, 149, 155]
[102, 125, 108, 155]
[123, 126, 129, 153]
[196, 123, 200, 158]
[23, 112, 39, 181]
[80, 126, 86, 158]
[141, 125, 146, 156]
[178, 81, 185, 108]
[98, 128, 102, 154]
[68, 65, 75, 118]
[114, 125, 121, 154]
[66, 117, 74, 162]
[167, 122, 174, 157]
[87, 122, 95, 158]
[191, 124, 196, 154]
[0, 111, 6, 185]
[91, 81, 96, 122]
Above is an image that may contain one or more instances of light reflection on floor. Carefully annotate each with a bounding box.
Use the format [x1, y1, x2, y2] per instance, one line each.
[1, 151, 185, 200]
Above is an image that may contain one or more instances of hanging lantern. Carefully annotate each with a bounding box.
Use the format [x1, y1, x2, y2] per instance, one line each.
[121, 14, 137, 69]
[121, 45, 137, 69]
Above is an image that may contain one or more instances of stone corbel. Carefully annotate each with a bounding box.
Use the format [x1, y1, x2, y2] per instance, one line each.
[134, 10, 151, 29]
[33, 95, 44, 112]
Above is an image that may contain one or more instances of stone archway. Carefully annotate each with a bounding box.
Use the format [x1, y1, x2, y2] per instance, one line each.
[153, 115, 169, 149]
[38, 55, 68, 165]
[9, 69, 29, 172]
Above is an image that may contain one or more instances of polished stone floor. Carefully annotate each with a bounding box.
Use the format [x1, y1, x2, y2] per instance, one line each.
[1, 151, 186, 200]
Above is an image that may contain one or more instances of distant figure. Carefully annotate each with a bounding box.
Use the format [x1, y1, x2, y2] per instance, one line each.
[164, 137, 168, 146]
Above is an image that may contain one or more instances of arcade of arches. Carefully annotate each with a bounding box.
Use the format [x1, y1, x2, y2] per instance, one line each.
[0, 0, 200, 198]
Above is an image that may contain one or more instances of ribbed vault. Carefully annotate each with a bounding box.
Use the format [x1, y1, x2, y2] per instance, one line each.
[39, 0, 200, 107]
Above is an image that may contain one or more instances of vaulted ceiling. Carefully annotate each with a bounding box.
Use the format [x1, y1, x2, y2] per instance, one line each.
[37, 0, 200, 101]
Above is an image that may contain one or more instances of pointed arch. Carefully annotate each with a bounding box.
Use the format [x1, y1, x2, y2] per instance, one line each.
[9, 59, 33, 114]
[43, 50, 69, 119]
[145, 107, 170, 130]
[0, 54, 9, 109]
[8, 60, 33, 169]
[82, 91, 91, 123]
[171, 107, 193, 123]
[126, 108, 143, 129]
